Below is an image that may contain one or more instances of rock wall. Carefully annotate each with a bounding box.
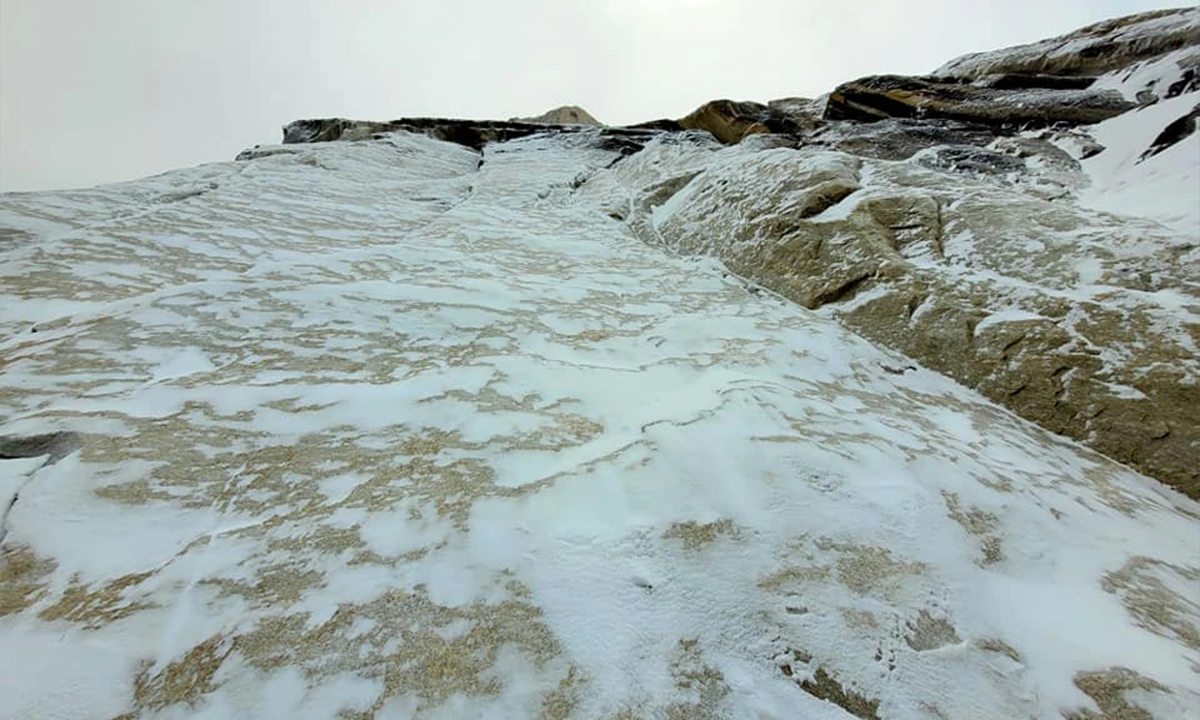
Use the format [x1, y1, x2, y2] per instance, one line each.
[275, 8, 1200, 498]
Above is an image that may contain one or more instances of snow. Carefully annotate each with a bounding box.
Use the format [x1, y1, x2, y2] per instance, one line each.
[1078, 60, 1200, 237]
[934, 8, 1199, 80]
[972, 309, 1048, 336]
[1, 128, 1198, 719]
[1036, 45, 1200, 238]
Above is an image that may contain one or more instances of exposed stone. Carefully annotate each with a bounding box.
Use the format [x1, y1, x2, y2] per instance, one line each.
[1101, 557, 1200, 650]
[0, 431, 83, 464]
[1140, 101, 1199, 159]
[808, 117, 999, 161]
[647, 144, 1200, 496]
[904, 610, 962, 651]
[934, 8, 1200, 80]
[264, 117, 664, 156]
[512, 105, 602, 126]
[1165, 65, 1199, 98]
[824, 74, 1134, 129]
[1066, 667, 1171, 720]
[678, 99, 814, 144]
[913, 144, 1027, 176]
[972, 73, 1099, 90]
[767, 96, 821, 116]
[798, 668, 881, 720]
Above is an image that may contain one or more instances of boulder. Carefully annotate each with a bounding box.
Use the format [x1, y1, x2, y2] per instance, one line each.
[678, 99, 815, 144]
[511, 105, 602, 125]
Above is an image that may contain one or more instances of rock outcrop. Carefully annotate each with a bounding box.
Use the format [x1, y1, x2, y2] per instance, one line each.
[256, 117, 657, 156]
[934, 7, 1199, 79]
[820, 9, 1199, 131]
[823, 74, 1134, 128]
[677, 99, 817, 144]
[640, 143, 1198, 495]
[512, 105, 602, 125]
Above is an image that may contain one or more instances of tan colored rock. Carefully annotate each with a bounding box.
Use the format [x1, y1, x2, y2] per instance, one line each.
[824, 74, 1134, 128]
[643, 147, 1200, 497]
[512, 105, 602, 126]
[677, 99, 814, 145]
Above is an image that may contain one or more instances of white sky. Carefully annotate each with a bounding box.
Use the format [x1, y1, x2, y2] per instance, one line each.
[0, 0, 1180, 192]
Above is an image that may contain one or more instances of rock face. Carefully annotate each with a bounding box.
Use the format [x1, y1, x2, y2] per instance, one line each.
[512, 105, 602, 125]
[822, 9, 1199, 131]
[823, 74, 1134, 128]
[251, 11, 1200, 499]
[2, 9, 1199, 720]
[276, 116, 567, 149]
[1142, 100, 1200, 158]
[261, 116, 656, 155]
[677, 99, 817, 144]
[934, 7, 1199, 79]
[641, 140, 1198, 495]
[635, 7, 1198, 496]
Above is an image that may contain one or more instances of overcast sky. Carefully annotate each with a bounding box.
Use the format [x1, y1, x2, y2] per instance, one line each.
[0, 0, 1178, 192]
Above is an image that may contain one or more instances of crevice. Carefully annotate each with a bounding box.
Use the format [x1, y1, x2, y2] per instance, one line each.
[963, 317, 980, 342]
[812, 272, 873, 308]
[905, 293, 929, 320]
[999, 333, 1026, 360]
[637, 171, 705, 215]
[1139, 102, 1199, 160]
[796, 181, 859, 220]
[932, 199, 946, 259]
[155, 184, 218, 204]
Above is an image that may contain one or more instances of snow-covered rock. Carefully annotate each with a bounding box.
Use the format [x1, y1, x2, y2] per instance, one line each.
[1, 9, 1198, 720]
[634, 111, 1199, 496]
[934, 7, 1199, 81]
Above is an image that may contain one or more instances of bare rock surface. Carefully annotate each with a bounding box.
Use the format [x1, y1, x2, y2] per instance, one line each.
[512, 105, 602, 126]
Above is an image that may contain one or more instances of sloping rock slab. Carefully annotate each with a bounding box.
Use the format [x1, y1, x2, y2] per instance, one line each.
[936, 7, 1200, 79]
[825, 74, 1134, 129]
[643, 145, 1200, 496]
